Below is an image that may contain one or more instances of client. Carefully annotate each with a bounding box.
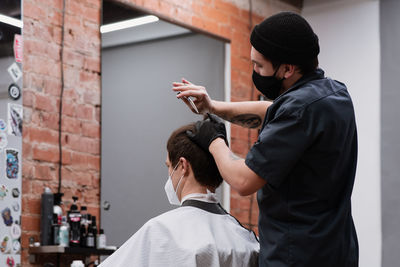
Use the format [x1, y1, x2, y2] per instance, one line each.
[99, 122, 259, 266]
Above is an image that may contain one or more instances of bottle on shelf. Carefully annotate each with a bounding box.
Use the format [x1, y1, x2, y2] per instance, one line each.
[53, 193, 64, 225]
[52, 213, 60, 245]
[68, 196, 81, 247]
[85, 214, 95, 248]
[91, 216, 98, 249]
[97, 229, 106, 249]
[59, 216, 69, 247]
[40, 187, 54, 246]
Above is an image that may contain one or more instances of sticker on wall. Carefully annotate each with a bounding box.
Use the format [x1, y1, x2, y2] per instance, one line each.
[11, 202, 19, 212]
[6, 256, 15, 267]
[0, 185, 8, 200]
[1, 208, 13, 226]
[5, 149, 19, 179]
[0, 133, 7, 150]
[11, 189, 19, 198]
[8, 84, 21, 101]
[0, 119, 6, 131]
[7, 104, 22, 137]
[0, 235, 11, 254]
[13, 34, 23, 63]
[7, 63, 22, 83]
[10, 224, 21, 240]
[11, 240, 20, 254]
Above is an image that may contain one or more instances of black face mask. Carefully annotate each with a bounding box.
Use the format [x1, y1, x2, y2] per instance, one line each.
[252, 67, 285, 100]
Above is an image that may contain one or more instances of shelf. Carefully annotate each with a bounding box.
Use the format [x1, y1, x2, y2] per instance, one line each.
[29, 245, 116, 255]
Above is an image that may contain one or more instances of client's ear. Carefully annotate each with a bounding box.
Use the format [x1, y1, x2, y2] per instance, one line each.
[179, 157, 191, 176]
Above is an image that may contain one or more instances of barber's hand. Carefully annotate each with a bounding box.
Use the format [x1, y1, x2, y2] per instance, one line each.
[186, 114, 228, 152]
[172, 78, 214, 114]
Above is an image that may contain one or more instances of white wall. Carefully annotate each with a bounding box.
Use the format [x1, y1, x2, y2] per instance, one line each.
[302, 1, 381, 267]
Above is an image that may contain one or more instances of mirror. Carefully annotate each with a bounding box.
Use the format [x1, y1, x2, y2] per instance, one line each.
[100, 0, 228, 247]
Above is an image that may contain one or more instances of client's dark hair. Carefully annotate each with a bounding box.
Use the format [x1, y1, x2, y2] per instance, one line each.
[167, 123, 223, 189]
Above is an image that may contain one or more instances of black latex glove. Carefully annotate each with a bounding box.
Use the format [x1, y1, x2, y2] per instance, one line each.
[186, 113, 228, 152]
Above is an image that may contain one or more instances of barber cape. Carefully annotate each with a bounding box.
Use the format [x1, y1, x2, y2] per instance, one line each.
[99, 192, 259, 267]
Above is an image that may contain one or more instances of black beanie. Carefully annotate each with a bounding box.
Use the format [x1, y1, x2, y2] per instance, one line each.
[250, 12, 319, 64]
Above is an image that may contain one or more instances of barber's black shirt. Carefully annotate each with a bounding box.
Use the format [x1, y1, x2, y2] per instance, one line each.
[245, 69, 359, 267]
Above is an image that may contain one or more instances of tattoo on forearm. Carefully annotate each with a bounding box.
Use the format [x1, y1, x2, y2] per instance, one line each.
[229, 152, 242, 161]
[229, 114, 262, 128]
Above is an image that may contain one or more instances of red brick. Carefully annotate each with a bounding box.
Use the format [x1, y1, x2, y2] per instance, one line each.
[82, 0, 102, 9]
[24, 1, 47, 21]
[202, 5, 230, 25]
[62, 149, 72, 165]
[231, 54, 252, 73]
[41, 112, 60, 130]
[62, 101, 76, 117]
[35, 94, 56, 112]
[231, 124, 251, 141]
[230, 15, 251, 35]
[34, 164, 56, 181]
[21, 215, 40, 232]
[36, 0, 63, 10]
[230, 137, 250, 156]
[63, 87, 80, 102]
[192, 16, 219, 36]
[32, 145, 59, 163]
[23, 90, 36, 107]
[22, 197, 41, 215]
[28, 126, 59, 145]
[215, 0, 240, 17]
[67, 1, 85, 16]
[82, 121, 100, 138]
[231, 83, 251, 99]
[76, 104, 94, 120]
[83, 6, 101, 24]
[230, 195, 251, 211]
[83, 91, 100, 105]
[44, 78, 62, 96]
[219, 24, 232, 40]
[87, 155, 100, 171]
[62, 116, 81, 134]
[231, 209, 250, 225]
[63, 48, 85, 68]
[69, 152, 88, 170]
[83, 57, 100, 72]
[22, 160, 35, 179]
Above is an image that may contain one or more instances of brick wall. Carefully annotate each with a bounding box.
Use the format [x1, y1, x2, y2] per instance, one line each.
[22, 0, 299, 265]
[22, 0, 101, 265]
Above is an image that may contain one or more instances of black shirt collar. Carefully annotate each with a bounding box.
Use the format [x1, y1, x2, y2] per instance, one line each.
[277, 68, 325, 100]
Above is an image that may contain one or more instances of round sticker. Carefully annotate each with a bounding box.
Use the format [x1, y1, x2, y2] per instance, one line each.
[0, 133, 7, 149]
[0, 185, 8, 200]
[11, 202, 19, 212]
[10, 224, 21, 239]
[6, 256, 15, 267]
[0, 235, 11, 254]
[11, 189, 19, 198]
[8, 84, 21, 101]
[1, 208, 13, 226]
[11, 240, 20, 254]
[0, 119, 6, 131]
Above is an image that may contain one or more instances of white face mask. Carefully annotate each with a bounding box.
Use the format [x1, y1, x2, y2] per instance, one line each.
[164, 162, 184, 206]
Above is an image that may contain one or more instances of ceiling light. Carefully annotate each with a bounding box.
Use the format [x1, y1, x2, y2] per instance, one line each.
[0, 14, 23, 28]
[100, 15, 159, 34]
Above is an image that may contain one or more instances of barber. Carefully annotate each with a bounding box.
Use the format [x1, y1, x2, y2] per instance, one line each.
[173, 12, 358, 267]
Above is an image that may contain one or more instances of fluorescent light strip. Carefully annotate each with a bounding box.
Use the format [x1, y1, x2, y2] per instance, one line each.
[100, 15, 159, 34]
[0, 14, 23, 28]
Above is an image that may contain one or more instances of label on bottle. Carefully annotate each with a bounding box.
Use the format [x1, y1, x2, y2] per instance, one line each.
[97, 235, 106, 249]
[86, 236, 94, 247]
[59, 226, 69, 247]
